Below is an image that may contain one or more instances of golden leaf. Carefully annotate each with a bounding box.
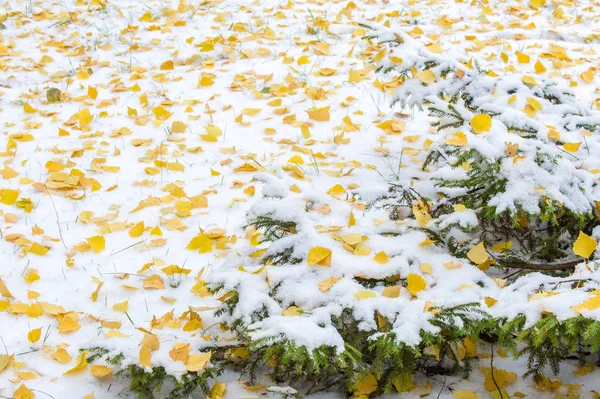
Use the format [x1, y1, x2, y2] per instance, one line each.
[470, 114, 492, 134]
[453, 391, 478, 399]
[318, 276, 341, 292]
[27, 328, 42, 343]
[91, 365, 112, 378]
[282, 306, 302, 316]
[354, 373, 377, 396]
[86, 236, 105, 254]
[563, 142, 582, 152]
[445, 131, 468, 146]
[13, 384, 35, 399]
[143, 274, 165, 290]
[307, 246, 332, 267]
[572, 294, 600, 314]
[209, 381, 227, 399]
[407, 274, 426, 297]
[306, 109, 330, 122]
[573, 231, 597, 259]
[129, 221, 145, 238]
[169, 343, 190, 362]
[467, 242, 488, 265]
[416, 70, 435, 84]
[186, 352, 211, 372]
[139, 345, 152, 368]
[420, 263, 432, 274]
[373, 251, 388, 264]
[354, 290, 377, 300]
[63, 351, 88, 375]
[0, 278, 15, 298]
[160, 60, 174, 70]
[382, 285, 401, 298]
[112, 300, 128, 313]
[187, 234, 212, 253]
[53, 348, 72, 364]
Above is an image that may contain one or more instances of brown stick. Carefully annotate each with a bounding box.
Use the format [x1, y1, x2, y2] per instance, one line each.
[495, 259, 579, 271]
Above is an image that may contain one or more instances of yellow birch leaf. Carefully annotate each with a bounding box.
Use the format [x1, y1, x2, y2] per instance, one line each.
[445, 132, 468, 146]
[420, 263, 432, 274]
[407, 274, 426, 297]
[522, 76, 538, 88]
[160, 60, 174, 70]
[573, 362, 595, 376]
[341, 233, 363, 245]
[581, 70, 595, 83]
[373, 251, 388, 264]
[27, 328, 42, 343]
[470, 114, 492, 134]
[209, 381, 227, 399]
[573, 231, 597, 259]
[297, 56, 310, 65]
[282, 306, 302, 316]
[170, 343, 190, 362]
[1, 189, 19, 205]
[354, 374, 377, 396]
[484, 297, 497, 307]
[13, 384, 35, 399]
[171, 121, 187, 133]
[348, 211, 356, 227]
[480, 367, 517, 391]
[91, 365, 112, 378]
[563, 142, 582, 152]
[354, 290, 377, 300]
[467, 242, 489, 265]
[64, 351, 88, 375]
[29, 242, 49, 256]
[186, 352, 211, 372]
[0, 278, 14, 298]
[112, 300, 128, 313]
[23, 103, 37, 114]
[328, 184, 345, 195]
[90, 281, 103, 302]
[27, 303, 43, 318]
[143, 274, 165, 290]
[87, 236, 105, 254]
[199, 76, 214, 87]
[307, 246, 332, 266]
[416, 70, 435, 84]
[392, 373, 415, 393]
[54, 348, 72, 364]
[382, 285, 401, 298]
[129, 221, 145, 238]
[306, 110, 330, 122]
[516, 51, 530, 64]
[140, 334, 160, 351]
[420, 237, 436, 246]
[491, 241, 512, 252]
[187, 234, 212, 253]
[318, 276, 341, 292]
[534, 60, 547, 74]
[453, 391, 478, 399]
[88, 86, 98, 100]
[140, 345, 152, 368]
[412, 204, 432, 227]
[77, 108, 94, 128]
[572, 294, 600, 314]
[0, 354, 12, 372]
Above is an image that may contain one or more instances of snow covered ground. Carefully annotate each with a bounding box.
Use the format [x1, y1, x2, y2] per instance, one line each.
[1, 0, 600, 397]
